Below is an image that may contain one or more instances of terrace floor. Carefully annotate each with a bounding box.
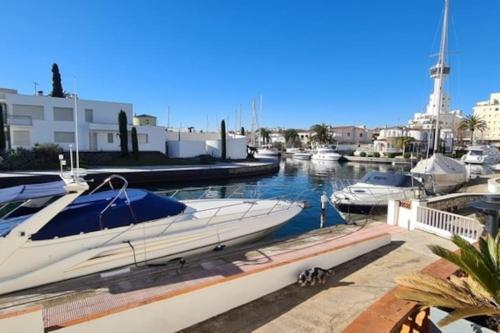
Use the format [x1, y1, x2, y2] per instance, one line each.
[182, 224, 457, 333]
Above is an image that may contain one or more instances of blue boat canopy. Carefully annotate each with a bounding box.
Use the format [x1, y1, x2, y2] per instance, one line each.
[0, 181, 67, 204]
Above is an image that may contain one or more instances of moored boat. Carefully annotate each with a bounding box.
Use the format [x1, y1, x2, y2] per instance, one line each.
[0, 174, 303, 295]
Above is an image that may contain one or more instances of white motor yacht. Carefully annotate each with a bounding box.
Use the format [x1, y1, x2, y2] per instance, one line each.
[255, 147, 280, 158]
[311, 147, 341, 161]
[461, 145, 500, 165]
[331, 171, 423, 214]
[0, 175, 303, 295]
[411, 153, 467, 194]
[292, 151, 312, 160]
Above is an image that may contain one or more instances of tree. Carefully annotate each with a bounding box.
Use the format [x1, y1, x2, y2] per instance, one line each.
[395, 136, 414, 154]
[221, 120, 226, 160]
[131, 127, 139, 160]
[396, 234, 500, 329]
[240, 127, 245, 135]
[0, 105, 6, 153]
[459, 115, 488, 144]
[118, 110, 128, 156]
[259, 128, 271, 145]
[50, 63, 64, 98]
[310, 124, 334, 145]
[284, 129, 299, 147]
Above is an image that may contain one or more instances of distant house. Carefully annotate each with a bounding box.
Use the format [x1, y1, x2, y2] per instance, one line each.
[329, 125, 374, 145]
[133, 114, 157, 126]
[0, 88, 166, 153]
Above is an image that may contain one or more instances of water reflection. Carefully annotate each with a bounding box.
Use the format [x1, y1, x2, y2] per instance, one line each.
[150, 158, 410, 239]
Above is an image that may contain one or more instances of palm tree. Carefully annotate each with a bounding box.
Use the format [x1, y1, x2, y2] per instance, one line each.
[395, 136, 414, 154]
[284, 129, 299, 147]
[310, 124, 334, 145]
[459, 115, 488, 144]
[259, 128, 271, 145]
[396, 234, 500, 328]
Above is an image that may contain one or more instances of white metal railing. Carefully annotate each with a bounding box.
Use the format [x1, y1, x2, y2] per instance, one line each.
[415, 205, 484, 243]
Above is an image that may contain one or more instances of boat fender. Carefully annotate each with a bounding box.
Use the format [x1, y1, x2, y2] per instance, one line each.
[213, 244, 226, 252]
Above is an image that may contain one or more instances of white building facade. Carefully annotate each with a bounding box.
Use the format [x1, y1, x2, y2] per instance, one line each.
[473, 93, 500, 144]
[0, 88, 166, 153]
[165, 131, 247, 159]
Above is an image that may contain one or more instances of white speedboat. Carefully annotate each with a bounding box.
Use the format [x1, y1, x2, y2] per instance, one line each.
[311, 147, 341, 161]
[0, 175, 302, 295]
[256, 147, 280, 157]
[411, 153, 467, 194]
[461, 145, 500, 165]
[331, 171, 423, 214]
[285, 148, 301, 154]
[292, 151, 312, 160]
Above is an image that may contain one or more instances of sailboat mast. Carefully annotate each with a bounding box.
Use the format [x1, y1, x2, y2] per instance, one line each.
[433, 0, 450, 153]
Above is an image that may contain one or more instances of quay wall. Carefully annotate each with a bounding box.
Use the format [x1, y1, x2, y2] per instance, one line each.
[0, 161, 279, 188]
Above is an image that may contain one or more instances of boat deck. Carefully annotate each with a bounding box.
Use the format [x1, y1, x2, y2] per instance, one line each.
[0, 222, 399, 331]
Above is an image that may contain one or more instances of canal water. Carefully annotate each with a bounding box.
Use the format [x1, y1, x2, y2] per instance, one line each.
[148, 158, 410, 239]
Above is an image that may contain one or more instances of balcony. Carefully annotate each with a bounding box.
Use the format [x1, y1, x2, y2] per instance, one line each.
[7, 115, 32, 126]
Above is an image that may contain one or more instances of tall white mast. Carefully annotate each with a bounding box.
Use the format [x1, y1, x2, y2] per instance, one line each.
[73, 79, 80, 176]
[432, 0, 450, 153]
[251, 99, 257, 146]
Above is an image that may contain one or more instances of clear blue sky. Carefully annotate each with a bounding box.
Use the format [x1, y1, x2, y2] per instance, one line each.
[2, 0, 499, 131]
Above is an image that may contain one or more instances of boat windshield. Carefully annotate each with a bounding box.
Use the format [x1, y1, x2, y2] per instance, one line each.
[359, 172, 418, 188]
[469, 150, 483, 156]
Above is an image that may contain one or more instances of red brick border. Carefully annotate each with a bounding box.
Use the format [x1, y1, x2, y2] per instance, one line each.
[342, 257, 458, 333]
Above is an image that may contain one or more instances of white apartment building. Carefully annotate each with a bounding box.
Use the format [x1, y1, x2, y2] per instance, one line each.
[0, 88, 166, 153]
[473, 93, 500, 143]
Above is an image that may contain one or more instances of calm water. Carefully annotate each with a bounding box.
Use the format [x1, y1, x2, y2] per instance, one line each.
[147, 158, 410, 239]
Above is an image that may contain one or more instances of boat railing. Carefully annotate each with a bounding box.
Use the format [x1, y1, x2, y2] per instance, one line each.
[156, 185, 314, 234]
[92, 175, 135, 230]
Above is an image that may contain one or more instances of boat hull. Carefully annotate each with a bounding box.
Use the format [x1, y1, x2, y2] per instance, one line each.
[0, 199, 302, 295]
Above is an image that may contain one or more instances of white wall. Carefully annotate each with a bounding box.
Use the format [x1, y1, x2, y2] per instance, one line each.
[168, 141, 206, 158]
[167, 133, 247, 159]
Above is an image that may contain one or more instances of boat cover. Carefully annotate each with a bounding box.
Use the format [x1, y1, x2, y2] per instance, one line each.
[411, 153, 466, 175]
[26, 189, 186, 240]
[0, 181, 67, 204]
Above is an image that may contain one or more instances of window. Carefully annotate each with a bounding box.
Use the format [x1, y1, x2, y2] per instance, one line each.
[138, 134, 148, 144]
[12, 130, 30, 146]
[85, 109, 94, 122]
[107, 133, 114, 143]
[54, 131, 75, 143]
[359, 133, 363, 138]
[347, 132, 351, 137]
[53, 107, 74, 121]
[12, 104, 44, 120]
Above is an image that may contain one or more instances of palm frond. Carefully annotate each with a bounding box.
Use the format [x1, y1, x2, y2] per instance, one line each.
[438, 306, 500, 327]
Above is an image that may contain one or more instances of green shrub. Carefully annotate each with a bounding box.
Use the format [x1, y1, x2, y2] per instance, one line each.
[373, 152, 380, 158]
[360, 152, 367, 157]
[386, 153, 396, 158]
[403, 153, 411, 159]
[1, 148, 34, 170]
[198, 154, 216, 164]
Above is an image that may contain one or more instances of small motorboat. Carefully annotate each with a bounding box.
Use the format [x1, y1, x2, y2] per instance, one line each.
[311, 147, 341, 161]
[293, 151, 312, 160]
[0, 174, 303, 295]
[461, 145, 500, 165]
[331, 171, 424, 214]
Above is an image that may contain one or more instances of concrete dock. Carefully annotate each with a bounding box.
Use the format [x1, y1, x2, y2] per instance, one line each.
[182, 225, 456, 333]
[0, 159, 279, 188]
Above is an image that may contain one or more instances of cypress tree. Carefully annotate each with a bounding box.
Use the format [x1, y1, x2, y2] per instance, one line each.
[0, 105, 5, 153]
[131, 127, 139, 160]
[118, 110, 128, 156]
[240, 127, 245, 135]
[50, 63, 64, 98]
[221, 120, 226, 160]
